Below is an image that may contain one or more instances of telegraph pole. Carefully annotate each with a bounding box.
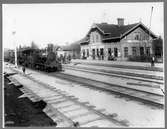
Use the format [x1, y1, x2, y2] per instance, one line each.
[13, 31, 17, 67]
[149, 7, 153, 32]
[13, 19, 17, 67]
[149, 6, 153, 56]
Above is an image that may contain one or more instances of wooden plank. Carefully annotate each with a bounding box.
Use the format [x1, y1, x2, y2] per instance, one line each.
[70, 111, 92, 119]
[62, 107, 82, 114]
[56, 104, 74, 109]
[79, 117, 102, 126]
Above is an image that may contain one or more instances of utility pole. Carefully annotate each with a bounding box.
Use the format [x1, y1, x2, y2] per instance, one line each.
[13, 19, 17, 67]
[149, 6, 153, 56]
[13, 31, 17, 67]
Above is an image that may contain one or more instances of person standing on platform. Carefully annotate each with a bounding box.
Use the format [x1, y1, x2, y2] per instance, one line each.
[22, 66, 26, 74]
[151, 56, 155, 67]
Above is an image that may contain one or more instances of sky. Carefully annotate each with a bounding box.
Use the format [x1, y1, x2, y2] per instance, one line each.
[3, 2, 164, 49]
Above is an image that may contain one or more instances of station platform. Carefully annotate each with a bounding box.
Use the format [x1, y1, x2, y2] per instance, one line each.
[71, 59, 163, 71]
[65, 63, 164, 80]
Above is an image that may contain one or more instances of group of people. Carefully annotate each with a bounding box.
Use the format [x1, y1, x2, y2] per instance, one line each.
[59, 54, 72, 64]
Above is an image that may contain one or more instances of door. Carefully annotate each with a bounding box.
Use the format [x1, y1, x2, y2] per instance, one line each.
[108, 48, 111, 60]
[140, 47, 144, 56]
[92, 49, 95, 59]
[100, 48, 104, 60]
[114, 48, 118, 57]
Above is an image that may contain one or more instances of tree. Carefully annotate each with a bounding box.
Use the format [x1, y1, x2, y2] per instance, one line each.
[152, 37, 163, 57]
[31, 41, 39, 49]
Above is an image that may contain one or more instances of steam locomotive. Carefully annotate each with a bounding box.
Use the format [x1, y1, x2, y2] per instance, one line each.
[6, 48, 62, 72]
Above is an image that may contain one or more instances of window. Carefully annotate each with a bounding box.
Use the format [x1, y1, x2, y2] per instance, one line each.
[92, 35, 95, 42]
[97, 49, 99, 56]
[90, 34, 92, 42]
[134, 32, 141, 40]
[124, 47, 128, 57]
[96, 35, 98, 42]
[108, 48, 111, 56]
[87, 49, 89, 57]
[143, 34, 150, 40]
[140, 47, 144, 56]
[83, 49, 85, 57]
[135, 35, 139, 40]
[90, 34, 94, 43]
[92, 49, 95, 59]
[91, 34, 93, 43]
[132, 47, 137, 56]
[114, 48, 118, 57]
[145, 35, 149, 40]
[146, 47, 150, 56]
[100, 48, 104, 60]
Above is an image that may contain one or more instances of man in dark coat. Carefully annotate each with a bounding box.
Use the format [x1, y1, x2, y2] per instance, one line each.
[22, 66, 26, 74]
[151, 56, 155, 67]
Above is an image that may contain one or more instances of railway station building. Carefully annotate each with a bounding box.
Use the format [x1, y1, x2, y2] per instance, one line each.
[80, 18, 157, 61]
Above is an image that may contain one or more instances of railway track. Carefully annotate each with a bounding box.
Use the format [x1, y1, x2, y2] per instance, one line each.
[63, 64, 163, 83]
[6, 68, 130, 127]
[7, 65, 164, 108]
[50, 72, 164, 108]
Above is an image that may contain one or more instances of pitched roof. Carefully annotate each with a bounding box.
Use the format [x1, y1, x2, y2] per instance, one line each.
[96, 23, 138, 37]
[80, 22, 157, 44]
[79, 37, 89, 45]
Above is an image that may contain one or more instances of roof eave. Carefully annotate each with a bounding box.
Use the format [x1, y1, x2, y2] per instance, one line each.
[102, 37, 120, 41]
[80, 41, 89, 45]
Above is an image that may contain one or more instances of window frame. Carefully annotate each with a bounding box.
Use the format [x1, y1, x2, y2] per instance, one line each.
[146, 47, 150, 56]
[134, 32, 141, 40]
[132, 47, 137, 56]
[124, 47, 128, 57]
[87, 49, 89, 57]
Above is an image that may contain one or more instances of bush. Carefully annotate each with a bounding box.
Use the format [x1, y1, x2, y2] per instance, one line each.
[128, 55, 152, 62]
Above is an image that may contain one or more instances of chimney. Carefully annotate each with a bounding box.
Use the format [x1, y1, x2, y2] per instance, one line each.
[117, 18, 124, 26]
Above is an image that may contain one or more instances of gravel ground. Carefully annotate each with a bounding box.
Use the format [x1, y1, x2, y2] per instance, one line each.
[4, 75, 57, 127]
